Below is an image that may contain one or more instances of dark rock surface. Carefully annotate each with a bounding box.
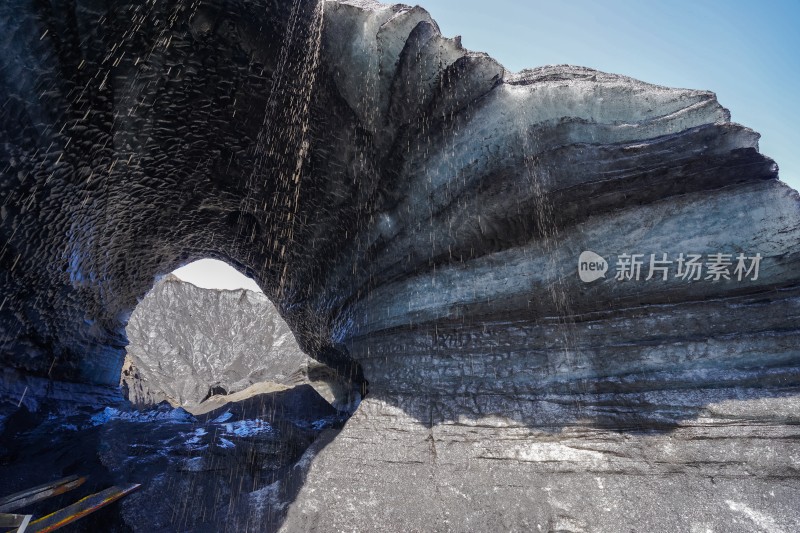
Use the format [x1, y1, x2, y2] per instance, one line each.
[121, 274, 307, 407]
[0, 385, 344, 532]
[0, 0, 799, 530]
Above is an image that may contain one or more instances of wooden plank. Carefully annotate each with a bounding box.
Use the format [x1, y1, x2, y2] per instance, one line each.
[0, 477, 78, 507]
[0, 477, 85, 513]
[0, 512, 32, 528]
[25, 484, 140, 533]
[16, 513, 32, 533]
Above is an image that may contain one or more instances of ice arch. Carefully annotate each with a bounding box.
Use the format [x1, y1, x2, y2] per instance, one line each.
[1, 0, 795, 392]
[1, 1, 800, 530]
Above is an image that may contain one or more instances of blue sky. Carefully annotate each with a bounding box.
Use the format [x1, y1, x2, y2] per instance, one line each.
[419, 0, 800, 191]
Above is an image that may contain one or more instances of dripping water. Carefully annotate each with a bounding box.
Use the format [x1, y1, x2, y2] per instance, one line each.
[520, 122, 589, 417]
[241, 0, 325, 301]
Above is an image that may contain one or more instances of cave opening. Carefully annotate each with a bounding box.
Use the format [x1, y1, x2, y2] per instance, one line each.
[110, 257, 360, 530]
[120, 257, 358, 415]
[0, 256, 360, 531]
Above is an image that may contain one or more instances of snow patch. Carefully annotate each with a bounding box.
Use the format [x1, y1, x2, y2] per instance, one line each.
[310, 416, 337, 431]
[218, 437, 235, 449]
[90, 406, 195, 426]
[725, 500, 786, 533]
[210, 410, 233, 424]
[220, 419, 273, 437]
[249, 480, 287, 512]
[184, 456, 205, 471]
[185, 427, 207, 446]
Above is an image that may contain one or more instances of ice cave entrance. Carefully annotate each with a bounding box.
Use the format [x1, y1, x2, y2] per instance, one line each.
[119, 258, 349, 415]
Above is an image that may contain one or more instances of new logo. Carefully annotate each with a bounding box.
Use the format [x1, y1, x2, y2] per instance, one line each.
[578, 251, 608, 283]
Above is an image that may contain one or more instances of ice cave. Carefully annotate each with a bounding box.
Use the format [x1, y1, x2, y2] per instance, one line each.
[1, 0, 799, 531]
